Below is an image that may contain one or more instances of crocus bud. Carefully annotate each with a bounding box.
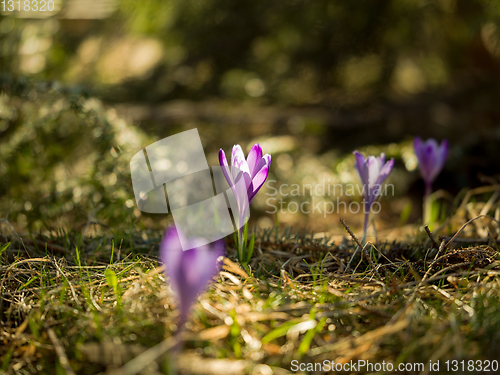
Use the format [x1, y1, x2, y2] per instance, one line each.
[413, 137, 448, 196]
[160, 226, 225, 326]
[353, 151, 394, 234]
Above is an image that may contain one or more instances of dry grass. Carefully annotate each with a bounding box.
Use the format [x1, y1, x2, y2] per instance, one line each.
[2, 187, 500, 374]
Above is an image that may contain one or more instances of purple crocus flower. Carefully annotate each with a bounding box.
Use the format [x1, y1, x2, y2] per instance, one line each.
[160, 226, 225, 326]
[413, 137, 448, 196]
[354, 151, 395, 234]
[219, 144, 271, 228]
[219, 144, 271, 203]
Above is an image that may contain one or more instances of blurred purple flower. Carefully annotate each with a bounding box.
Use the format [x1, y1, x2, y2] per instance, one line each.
[354, 151, 395, 234]
[160, 226, 225, 325]
[413, 137, 448, 196]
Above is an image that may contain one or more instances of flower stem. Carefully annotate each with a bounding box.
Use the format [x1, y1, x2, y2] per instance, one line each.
[237, 225, 243, 263]
[363, 210, 370, 240]
[425, 182, 432, 198]
[166, 323, 185, 375]
[423, 182, 432, 225]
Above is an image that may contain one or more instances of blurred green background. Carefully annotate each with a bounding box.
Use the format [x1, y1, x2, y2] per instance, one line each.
[2, 0, 500, 237]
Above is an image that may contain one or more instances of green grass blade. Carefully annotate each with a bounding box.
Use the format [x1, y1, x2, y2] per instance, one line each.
[105, 268, 122, 310]
[0, 242, 11, 263]
[261, 320, 300, 344]
[246, 233, 255, 263]
[1, 348, 14, 371]
[297, 317, 327, 357]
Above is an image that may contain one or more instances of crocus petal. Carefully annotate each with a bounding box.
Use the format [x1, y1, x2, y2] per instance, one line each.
[231, 144, 244, 166]
[246, 144, 263, 177]
[231, 145, 250, 175]
[160, 227, 183, 295]
[219, 149, 228, 169]
[263, 154, 272, 167]
[247, 154, 271, 202]
[353, 151, 367, 183]
[375, 158, 395, 186]
[179, 255, 204, 321]
[160, 227, 225, 324]
[421, 140, 440, 183]
[365, 156, 381, 188]
[378, 153, 386, 166]
[242, 171, 253, 193]
[248, 165, 269, 202]
[418, 145, 432, 181]
[232, 174, 251, 227]
[254, 154, 271, 176]
[183, 239, 223, 290]
[219, 149, 233, 187]
[437, 139, 448, 171]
